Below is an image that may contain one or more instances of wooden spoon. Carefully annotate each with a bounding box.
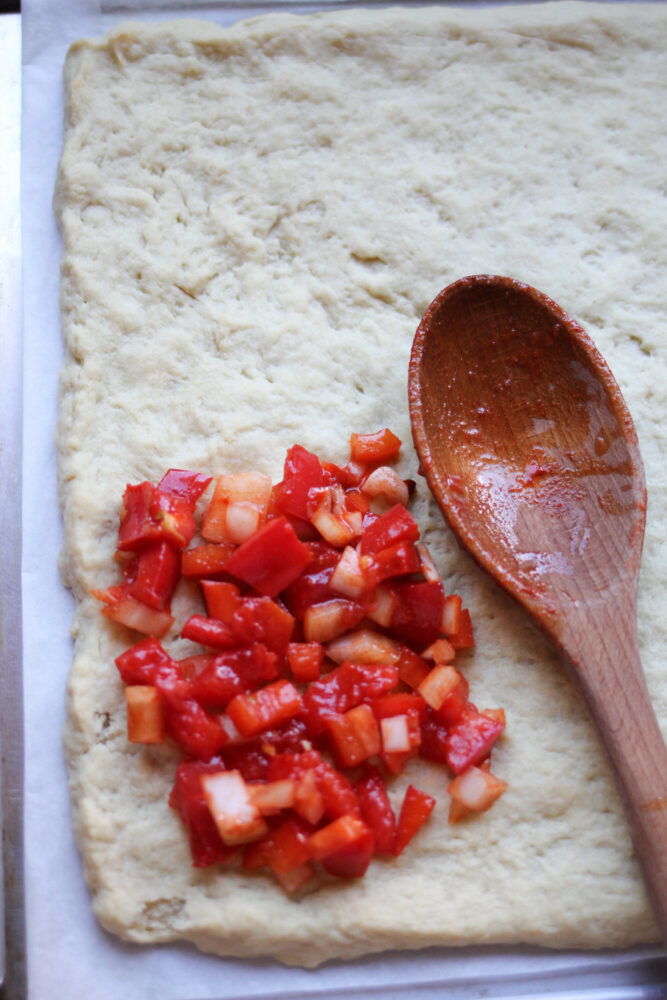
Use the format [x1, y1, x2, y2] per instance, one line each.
[409, 274, 667, 939]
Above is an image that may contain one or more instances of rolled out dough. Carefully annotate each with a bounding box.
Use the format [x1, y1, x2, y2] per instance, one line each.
[55, 2, 667, 966]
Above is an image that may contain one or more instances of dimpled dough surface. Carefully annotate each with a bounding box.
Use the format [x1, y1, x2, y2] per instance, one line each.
[54, 2, 667, 966]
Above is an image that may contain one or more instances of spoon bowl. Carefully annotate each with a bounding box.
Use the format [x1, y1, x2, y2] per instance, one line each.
[409, 274, 667, 939]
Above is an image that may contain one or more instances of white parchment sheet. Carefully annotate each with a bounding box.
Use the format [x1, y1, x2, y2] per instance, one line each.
[20, 0, 666, 997]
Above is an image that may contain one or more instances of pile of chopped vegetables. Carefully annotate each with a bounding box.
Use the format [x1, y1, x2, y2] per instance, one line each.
[94, 430, 506, 892]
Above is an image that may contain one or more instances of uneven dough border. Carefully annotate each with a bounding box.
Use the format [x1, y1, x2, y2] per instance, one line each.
[55, 2, 666, 966]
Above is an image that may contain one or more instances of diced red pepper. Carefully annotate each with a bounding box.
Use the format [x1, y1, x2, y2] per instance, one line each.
[349, 428, 401, 465]
[371, 692, 427, 721]
[354, 766, 396, 855]
[181, 543, 235, 579]
[177, 654, 213, 680]
[449, 608, 475, 649]
[359, 504, 419, 555]
[119, 482, 198, 551]
[287, 641, 324, 682]
[393, 785, 436, 856]
[125, 686, 165, 743]
[396, 645, 431, 690]
[164, 698, 228, 760]
[231, 596, 294, 657]
[157, 469, 212, 504]
[419, 708, 450, 765]
[435, 671, 470, 728]
[326, 704, 380, 768]
[444, 706, 504, 774]
[190, 644, 278, 709]
[389, 580, 445, 648]
[282, 566, 335, 620]
[262, 817, 315, 875]
[201, 581, 241, 623]
[301, 661, 399, 736]
[308, 814, 374, 878]
[227, 679, 303, 738]
[360, 540, 421, 588]
[181, 614, 238, 650]
[268, 751, 360, 820]
[274, 445, 330, 521]
[223, 517, 311, 597]
[169, 760, 233, 867]
[115, 637, 174, 686]
[128, 541, 180, 610]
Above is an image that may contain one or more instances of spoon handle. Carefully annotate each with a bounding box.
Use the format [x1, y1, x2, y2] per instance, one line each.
[564, 610, 667, 940]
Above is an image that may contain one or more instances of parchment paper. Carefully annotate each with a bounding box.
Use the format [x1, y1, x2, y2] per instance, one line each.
[20, 0, 666, 996]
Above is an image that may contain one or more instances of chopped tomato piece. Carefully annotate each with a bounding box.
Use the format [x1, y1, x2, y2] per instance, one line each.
[444, 706, 505, 774]
[326, 704, 380, 768]
[93, 586, 174, 638]
[287, 641, 324, 682]
[127, 541, 180, 611]
[169, 760, 233, 867]
[125, 685, 165, 743]
[201, 770, 268, 846]
[181, 614, 237, 650]
[359, 504, 419, 555]
[268, 751, 360, 820]
[227, 679, 303, 738]
[354, 766, 396, 855]
[224, 517, 311, 597]
[365, 583, 398, 628]
[231, 596, 294, 656]
[349, 428, 401, 464]
[393, 785, 436, 856]
[181, 543, 235, 579]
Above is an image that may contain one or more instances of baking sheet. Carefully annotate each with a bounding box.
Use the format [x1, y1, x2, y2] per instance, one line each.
[20, 0, 667, 997]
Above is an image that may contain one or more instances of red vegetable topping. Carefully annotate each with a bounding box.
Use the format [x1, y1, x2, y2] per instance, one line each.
[98, 432, 506, 889]
[394, 786, 436, 856]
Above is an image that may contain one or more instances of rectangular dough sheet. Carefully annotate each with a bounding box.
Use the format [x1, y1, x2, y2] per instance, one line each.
[54, 2, 667, 967]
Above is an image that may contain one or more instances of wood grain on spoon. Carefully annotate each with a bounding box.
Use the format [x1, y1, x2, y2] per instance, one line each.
[409, 274, 667, 940]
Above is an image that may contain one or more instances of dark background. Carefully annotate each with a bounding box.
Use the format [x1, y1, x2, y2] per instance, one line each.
[0, 1, 20, 11]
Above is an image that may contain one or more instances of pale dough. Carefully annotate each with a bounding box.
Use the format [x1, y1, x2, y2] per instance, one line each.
[54, 3, 667, 966]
